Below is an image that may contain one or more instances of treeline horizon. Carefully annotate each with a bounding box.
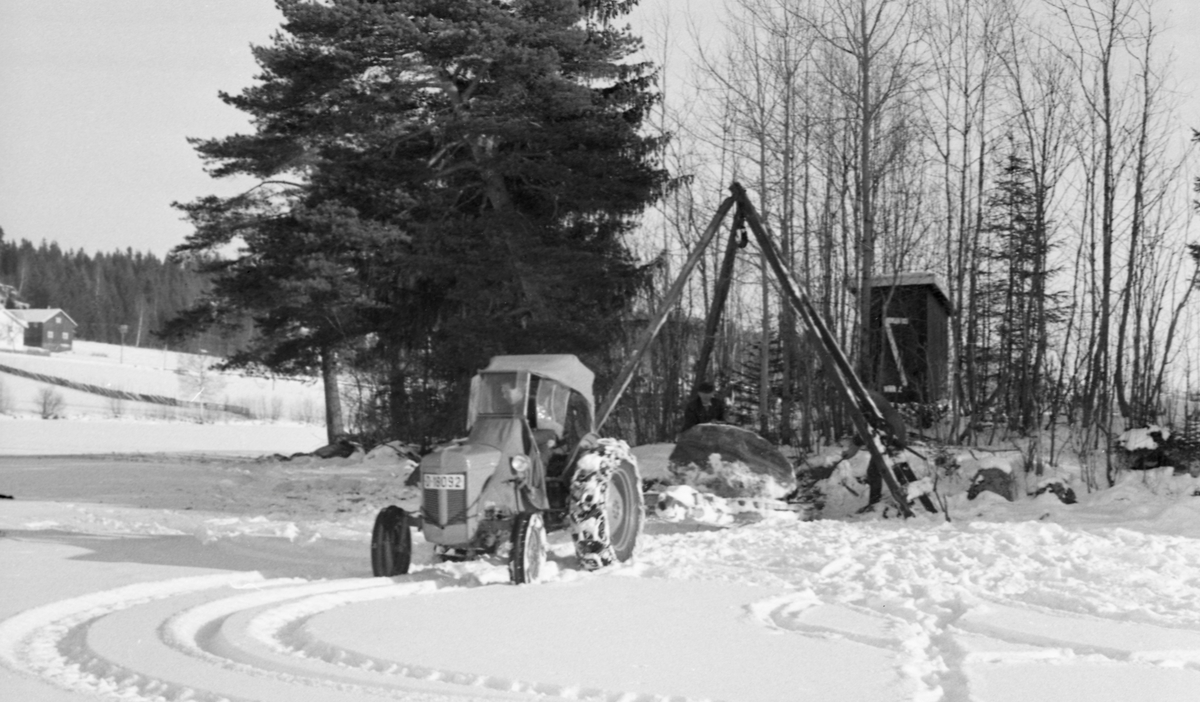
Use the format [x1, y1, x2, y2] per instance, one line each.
[0, 228, 252, 356]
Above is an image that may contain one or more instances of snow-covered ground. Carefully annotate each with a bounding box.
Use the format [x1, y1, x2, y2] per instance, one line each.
[0, 415, 328, 456]
[3, 420, 1200, 701]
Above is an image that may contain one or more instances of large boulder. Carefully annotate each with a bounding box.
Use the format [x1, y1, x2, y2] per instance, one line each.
[1033, 478, 1077, 504]
[668, 423, 795, 497]
[967, 467, 1015, 501]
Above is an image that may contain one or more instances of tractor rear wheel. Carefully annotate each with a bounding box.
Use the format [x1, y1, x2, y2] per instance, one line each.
[509, 512, 547, 584]
[371, 505, 412, 577]
[569, 448, 644, 570]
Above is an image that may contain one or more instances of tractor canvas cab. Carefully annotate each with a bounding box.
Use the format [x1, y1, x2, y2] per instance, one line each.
[371, 355, 643, 583]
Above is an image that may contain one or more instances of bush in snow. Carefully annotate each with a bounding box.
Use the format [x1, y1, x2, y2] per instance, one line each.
[895, 400, 949, 430]
[107, 391, 126, 418]
[788, 463, 829, 521]
[36, 385, 65, 419]
[1114, 425, 1200, 475]
[177, 355, 226, 422]
[292, 396, 319, 424]
[1033, 478, 1077, 504]
[923, 443, 962, 515]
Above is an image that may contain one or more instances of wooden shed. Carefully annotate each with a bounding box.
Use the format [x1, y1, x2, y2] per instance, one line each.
[861, 272, 951, 404]
[9, 308, 78, 353]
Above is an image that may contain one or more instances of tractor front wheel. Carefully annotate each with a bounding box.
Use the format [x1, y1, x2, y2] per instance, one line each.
[371, 506, 412, 577]
[509, 512, 548, 584]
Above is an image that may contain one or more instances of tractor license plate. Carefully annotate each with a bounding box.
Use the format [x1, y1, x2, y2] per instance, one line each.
[424, 473, 465, 490]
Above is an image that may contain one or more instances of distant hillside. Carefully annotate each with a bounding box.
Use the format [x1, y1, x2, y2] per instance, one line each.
[0, 231, 251, 355]
[0, 340, 324, 424]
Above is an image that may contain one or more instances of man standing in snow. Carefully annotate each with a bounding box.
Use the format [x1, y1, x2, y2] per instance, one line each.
[681, 381, 726, 433]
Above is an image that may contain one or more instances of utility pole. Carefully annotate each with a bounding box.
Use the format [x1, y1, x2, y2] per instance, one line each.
[118, 324, 129, 364]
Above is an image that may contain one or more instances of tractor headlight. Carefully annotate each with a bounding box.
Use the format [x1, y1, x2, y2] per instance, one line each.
[510, 455, 531, 480]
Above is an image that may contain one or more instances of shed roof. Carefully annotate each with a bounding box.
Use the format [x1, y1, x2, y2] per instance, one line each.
[8, 308, 78, 326]
[864, 272, 952, 313]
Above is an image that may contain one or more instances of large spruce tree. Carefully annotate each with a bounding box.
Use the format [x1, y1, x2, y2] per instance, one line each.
[167, 0, 669, 442]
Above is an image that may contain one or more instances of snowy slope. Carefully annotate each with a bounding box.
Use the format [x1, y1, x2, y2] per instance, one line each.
[0, 341, 325, 423]
[3, 426, 1200, 701]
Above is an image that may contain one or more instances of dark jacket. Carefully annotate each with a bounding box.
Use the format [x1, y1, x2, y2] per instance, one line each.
[681, 395, 726, 432]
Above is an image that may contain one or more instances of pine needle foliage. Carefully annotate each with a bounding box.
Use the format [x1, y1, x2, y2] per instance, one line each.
[165, 0, 670, 442]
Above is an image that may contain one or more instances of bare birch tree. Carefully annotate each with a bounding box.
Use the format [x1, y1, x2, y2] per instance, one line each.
[1048, 0, 1142, 440]
[795, 0, 926, 381]
[919, 0, 1007, 439]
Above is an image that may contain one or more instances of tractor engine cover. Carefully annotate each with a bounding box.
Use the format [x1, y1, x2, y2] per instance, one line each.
[419, 443, 501, 546]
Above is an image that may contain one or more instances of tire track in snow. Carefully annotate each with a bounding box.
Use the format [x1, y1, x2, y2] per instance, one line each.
[635, 516, 1200, 702]
[245, 575, 772, 702]
[955, 598, 1200, 667]
[0, 562, 721, 702]
[91, 577, 510, 702]
[8, 514, 1200, 702]
[745, 591, 903, 648]
[1, 571, 534, 701]
[0, 573, 265, 701]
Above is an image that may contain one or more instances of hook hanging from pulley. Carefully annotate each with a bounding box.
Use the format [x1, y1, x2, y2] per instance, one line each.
[731, 209, 749, 249]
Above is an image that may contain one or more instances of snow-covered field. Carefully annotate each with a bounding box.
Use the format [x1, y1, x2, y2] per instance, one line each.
[4, 416, 1200, 700]
[0, 341, 325, 423]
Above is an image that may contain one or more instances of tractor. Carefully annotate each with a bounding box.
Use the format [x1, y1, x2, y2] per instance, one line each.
[370, 354, 643, 584]
[371, 183, 933, 585]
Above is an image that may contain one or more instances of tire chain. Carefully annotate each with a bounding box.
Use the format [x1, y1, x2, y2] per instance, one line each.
[567, 438, 634, 571]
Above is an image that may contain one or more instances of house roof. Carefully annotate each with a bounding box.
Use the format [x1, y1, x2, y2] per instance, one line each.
[8, 308, 78, 326]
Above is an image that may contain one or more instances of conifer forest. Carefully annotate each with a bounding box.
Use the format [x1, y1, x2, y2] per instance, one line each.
[0, 230, 241, 355]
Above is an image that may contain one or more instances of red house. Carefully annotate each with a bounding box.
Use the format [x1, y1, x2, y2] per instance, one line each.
[10, 309, 77, 352]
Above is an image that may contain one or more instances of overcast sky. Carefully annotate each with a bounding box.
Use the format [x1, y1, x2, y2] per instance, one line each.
[0, 0, 281, 257]
[2, 0, 1200, 258]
